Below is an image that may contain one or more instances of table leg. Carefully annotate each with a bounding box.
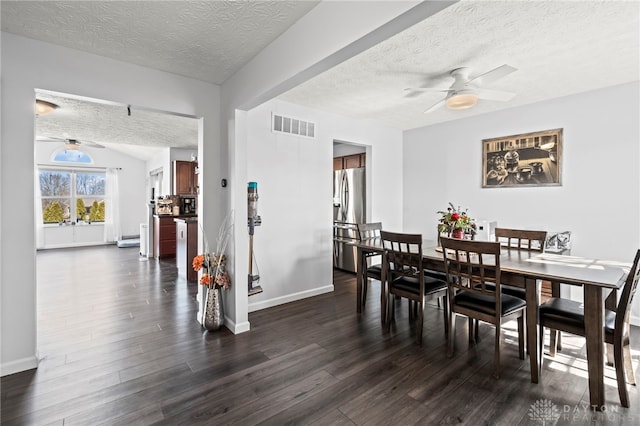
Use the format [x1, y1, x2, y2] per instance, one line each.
[356, 247, 364, 313]
[526, 277, 541, 383]
[584, 285, 605, 410]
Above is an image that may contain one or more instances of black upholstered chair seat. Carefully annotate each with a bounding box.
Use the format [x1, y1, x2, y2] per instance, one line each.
[366, 263, 382, 280]
[480, 282, 526, 300]
[390, 275, 447, 296]
[455, 291, 526, 316]
[424, 269, 447, 281]
[539, 297, 616, 334]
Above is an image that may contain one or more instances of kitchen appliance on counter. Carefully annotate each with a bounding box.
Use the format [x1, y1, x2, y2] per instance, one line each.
[180, 196, 196, 215]
[156, 197, 173, 215]
[333, 167, 365, 273]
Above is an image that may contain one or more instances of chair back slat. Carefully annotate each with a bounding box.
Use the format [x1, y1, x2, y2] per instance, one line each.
[441, 237, 501, 309]
[616, 249, 640, 331]
[495, 228, 547, 252]
[357, 222, 382, 241]
[380, 231, 422, 280]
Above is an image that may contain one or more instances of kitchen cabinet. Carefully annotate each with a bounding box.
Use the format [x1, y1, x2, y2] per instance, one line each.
[154, 215, 177, 258]
[334, 153, 365, 170]
[333, 157, 344, 171]
[173, 160, 197, 195]
[175, 218, 198, 282]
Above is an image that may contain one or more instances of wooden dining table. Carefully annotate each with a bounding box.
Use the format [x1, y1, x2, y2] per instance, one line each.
[354, 237, 628, 409]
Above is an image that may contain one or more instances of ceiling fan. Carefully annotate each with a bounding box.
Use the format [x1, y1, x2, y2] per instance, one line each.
[406, 64, 517, 114]
[36, 136, 105, 150]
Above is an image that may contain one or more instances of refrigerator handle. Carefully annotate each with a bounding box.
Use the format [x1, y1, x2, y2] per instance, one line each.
[342, 172, 349, 222]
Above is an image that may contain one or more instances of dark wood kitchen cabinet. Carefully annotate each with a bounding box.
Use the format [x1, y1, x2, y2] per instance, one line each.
[154, 215, 177, 258]
[173, 160, 197, 195]
[333, 153, 365, 170]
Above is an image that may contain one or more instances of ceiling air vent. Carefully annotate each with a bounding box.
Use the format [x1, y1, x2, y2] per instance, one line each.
[272, 114, 315, 139]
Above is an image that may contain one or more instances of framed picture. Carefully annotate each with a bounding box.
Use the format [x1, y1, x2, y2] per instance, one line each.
[482, 128, 562, 188]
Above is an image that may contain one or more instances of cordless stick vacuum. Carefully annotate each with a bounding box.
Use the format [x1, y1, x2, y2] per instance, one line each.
[248, 182, 263, 295]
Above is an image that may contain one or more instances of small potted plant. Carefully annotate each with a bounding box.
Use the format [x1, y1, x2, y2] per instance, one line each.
[437, 202, 476, 239]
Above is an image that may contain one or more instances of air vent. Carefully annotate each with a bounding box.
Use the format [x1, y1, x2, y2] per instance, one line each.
[272, 113, 316, 138]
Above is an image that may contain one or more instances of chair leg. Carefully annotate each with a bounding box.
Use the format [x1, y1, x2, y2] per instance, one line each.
[606, 342, 615, 366]
[416, 301, 424, 345]
[385, 293, 394, 332]
[624, 339, 636, 386]
[517, 316, 525, 360]
[549, 330, 558, 357]
[557, 332, 562, 351]
[539, 323, 545, 371]
[362, 277, 368, 307]
[447, 311, 456, 358]
[468, 317, 476, 344]
[493, 324, 501, 379]
[442, 295, 448, 337]
[614, 338, 630, 408]
[381, 281, 387, 325]
[475, 319, 480, 342]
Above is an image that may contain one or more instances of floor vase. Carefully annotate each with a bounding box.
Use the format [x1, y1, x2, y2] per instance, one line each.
[204, 287, 224, 331]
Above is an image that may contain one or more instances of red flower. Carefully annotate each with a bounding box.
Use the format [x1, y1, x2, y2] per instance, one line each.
[451, 213, 460, 221]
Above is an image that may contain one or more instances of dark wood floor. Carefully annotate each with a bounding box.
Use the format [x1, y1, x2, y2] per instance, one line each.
[2, 245, 639, 425]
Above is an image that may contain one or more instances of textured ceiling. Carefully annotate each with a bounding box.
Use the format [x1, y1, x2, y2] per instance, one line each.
[4, 1, 639, 161]
[35, 91, 199, 160]
[279, 1, 640, 130]
[2, 0, 319, 84]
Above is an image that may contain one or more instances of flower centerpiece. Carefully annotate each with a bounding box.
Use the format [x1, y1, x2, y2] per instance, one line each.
[437, 202, 476, 239]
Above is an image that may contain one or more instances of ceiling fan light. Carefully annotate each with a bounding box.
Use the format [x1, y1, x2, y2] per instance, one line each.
[446, 93, 478, 110]
[35, 99, 59, 116]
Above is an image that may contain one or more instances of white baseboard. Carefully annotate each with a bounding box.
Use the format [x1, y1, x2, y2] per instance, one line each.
[631, 314, 639, 327]
[1, 355, 38, 377]
[225, 318, 251, 334]
[248, 284, 334, 313]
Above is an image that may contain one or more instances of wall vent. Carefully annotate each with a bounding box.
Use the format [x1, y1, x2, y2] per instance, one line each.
[272, 113, 316, 138]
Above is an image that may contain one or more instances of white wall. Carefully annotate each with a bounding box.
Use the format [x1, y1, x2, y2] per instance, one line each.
[1, 32, 221, 376]
[245, 99, 403, 312]
[223, 1, 443, 330]
[146, 148, 171, 197]
[403, 81, 640, 320]
[36, 142, 147, 239]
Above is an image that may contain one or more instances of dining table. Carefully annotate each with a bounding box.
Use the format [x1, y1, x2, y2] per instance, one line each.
[354, 237, 628, 410]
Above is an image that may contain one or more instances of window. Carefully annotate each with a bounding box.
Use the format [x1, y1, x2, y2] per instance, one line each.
[38, 168, 107, 224]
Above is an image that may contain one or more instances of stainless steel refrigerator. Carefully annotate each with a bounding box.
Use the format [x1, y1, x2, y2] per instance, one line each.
[333, 167, 365, 273]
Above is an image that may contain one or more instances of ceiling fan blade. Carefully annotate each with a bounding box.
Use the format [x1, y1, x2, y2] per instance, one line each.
[423, 98, 446, 114]
[36, 136, 65, 142]
[469, 64, 517, 86]
[405, 87, 452, 92]
[81, 140, 106, 148]
[476, 88, 516, 102]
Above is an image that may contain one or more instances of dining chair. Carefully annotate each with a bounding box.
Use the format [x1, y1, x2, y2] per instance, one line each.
[493, 227, 547, 298]
[440, 236, 526, 379]
[538, 249, 640, 407]
[381, 230, 448, 345]
[356, 222, 383, 308]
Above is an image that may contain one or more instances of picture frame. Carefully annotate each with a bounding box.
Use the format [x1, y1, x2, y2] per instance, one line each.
[482, 128, 562, 188]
